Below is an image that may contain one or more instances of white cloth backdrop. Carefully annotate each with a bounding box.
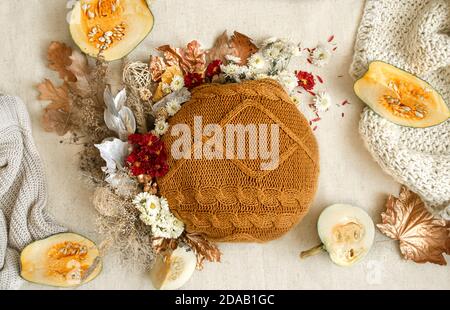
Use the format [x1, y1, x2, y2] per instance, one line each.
[0, 0, 448, 289]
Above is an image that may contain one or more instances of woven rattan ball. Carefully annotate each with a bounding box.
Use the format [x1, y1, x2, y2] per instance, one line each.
[159, 79, 319, 242]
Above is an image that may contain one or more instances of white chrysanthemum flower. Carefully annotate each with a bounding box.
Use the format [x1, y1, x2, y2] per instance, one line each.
[221, 63, 246, 81]
[144, 195, 161, 217]
[152, 204, 185, 239]
[161, 82, 172, 95]
[289, 42, 302, 57]
[277, 70, 298, 94]
[133, 193, 161, 224]
[313, 91, 332, 112]
[225, 54, 241, 64]
[255, 73, 272, 80]
[165, 99, 181, 116]
[170, 75, 184, 92]
[139, 213, 153, 226]
[248, 52, 267, 73]
[135, 194, 185, 239]
[311, 45, 331, 67]
[154, 118, 169, 136]
[261, 37, 278, 47]
[159, 197, 170, 212]
[132, 192, 152, 206]
[263, 45, 282, 60]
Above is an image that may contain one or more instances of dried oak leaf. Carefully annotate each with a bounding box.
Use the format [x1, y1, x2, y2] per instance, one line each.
[47, 41, 76, 82]
[67, 50, 91, 97]
[207, 31, 236, 63]
[230, 31, 257, 65]
[152, 237, 179, 256]
[183, 40, 206, 74]
[182, 232, 221, 269]
[157, 40, 206, 74]
[37, 79, 72, 135]
[149, 55, 166, 82]
[377, 186, 450, 265]
[157, 45, 189, 73]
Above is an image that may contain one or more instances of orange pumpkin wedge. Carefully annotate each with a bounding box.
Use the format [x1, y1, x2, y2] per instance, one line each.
[69, 0, 154, 61]
[354, 61, 449, 128]
[20, 233, 102, 287]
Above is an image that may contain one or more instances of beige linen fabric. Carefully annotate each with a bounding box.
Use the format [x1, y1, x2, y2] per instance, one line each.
[0, 0, 448, 289]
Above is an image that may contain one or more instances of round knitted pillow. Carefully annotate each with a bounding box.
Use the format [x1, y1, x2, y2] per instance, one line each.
[158, 79, 319, 242]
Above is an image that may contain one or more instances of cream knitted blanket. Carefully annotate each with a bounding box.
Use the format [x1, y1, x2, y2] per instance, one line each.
[0, 95, 66, 289]
[350, 0, 450, 219]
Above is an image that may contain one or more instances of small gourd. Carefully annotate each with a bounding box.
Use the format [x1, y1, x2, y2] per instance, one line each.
[300, 204, 375, 266]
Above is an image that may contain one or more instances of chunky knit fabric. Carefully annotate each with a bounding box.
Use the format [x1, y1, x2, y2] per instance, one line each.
[159, 79, 319, 242]
[350, 0, 450, 219]
[0, 95, 66, 289]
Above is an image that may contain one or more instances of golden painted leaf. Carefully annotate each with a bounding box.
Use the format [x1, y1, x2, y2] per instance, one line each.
[182, 232, 221, 269]
[152, 65, 182, 102]
[377, 186, 450, 265]
[47, 41, 76, 82]
[152, 237, 178, 256]
[183, 40, 206, 74]
[37, 79, 72, 136]
[207, 31, 236, 63]
[67, 50, 91, 97]
[230, 31, 257, 65]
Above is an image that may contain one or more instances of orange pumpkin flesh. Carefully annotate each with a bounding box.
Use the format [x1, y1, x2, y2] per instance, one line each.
[20, 233, 102, 287]
[354, 61, 449, 128]
[69, 0, 154, 61]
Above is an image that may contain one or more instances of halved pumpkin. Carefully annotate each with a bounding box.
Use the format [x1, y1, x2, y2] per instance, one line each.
[20, 233, 102, 287]
[69, 0, 154, 61]
[354, 61, 450, 128]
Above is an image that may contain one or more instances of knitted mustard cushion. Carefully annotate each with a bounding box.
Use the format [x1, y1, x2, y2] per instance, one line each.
[159, 79, 319, 242]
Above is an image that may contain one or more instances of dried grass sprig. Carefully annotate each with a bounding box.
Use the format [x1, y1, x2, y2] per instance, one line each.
[93, 186, 156, 270]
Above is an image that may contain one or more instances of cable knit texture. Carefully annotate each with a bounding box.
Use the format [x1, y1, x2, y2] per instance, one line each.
[0, 95, 66, 289]
[159, 79, 320, 242]
[350, 0, 450, 219]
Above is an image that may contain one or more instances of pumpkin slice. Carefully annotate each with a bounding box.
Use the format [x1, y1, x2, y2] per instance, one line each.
[69, 0, 154, 61]
[150, 246, 197, 290]
[354, 61, 450, 128]
[20, 233, 102, 287]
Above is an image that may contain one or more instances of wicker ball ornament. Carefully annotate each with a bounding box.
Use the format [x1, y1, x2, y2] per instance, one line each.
[159, 79, 319, 242]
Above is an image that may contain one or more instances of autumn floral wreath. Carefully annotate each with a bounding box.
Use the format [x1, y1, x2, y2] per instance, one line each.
[37, 31, 346, 279]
